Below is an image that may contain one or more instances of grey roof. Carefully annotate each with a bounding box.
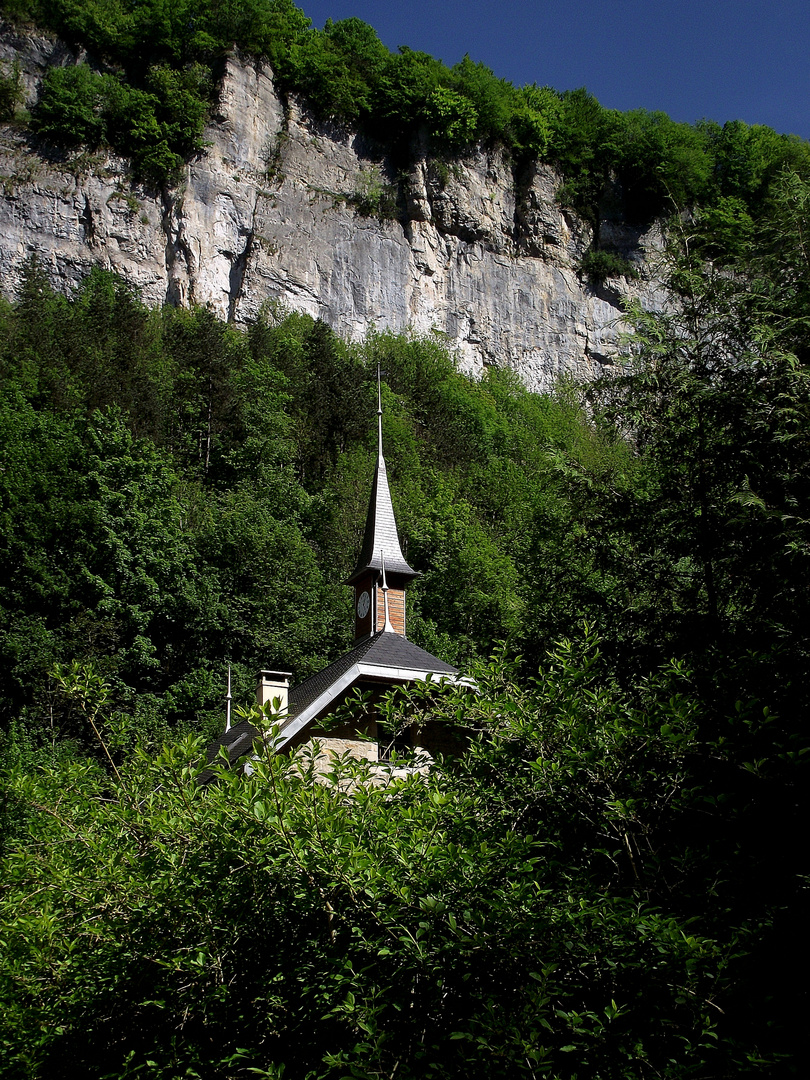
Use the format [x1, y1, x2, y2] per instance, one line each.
[347, 451, 418, 583]
[273, 630, 459, 752]
[289, 631, 457, 715]
[201, 717, 262, 783]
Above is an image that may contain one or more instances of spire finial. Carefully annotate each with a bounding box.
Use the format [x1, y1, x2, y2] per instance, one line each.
[376, 362, 384, 465]
[225, 664, 232, 732]
[380, 548, 394, 633]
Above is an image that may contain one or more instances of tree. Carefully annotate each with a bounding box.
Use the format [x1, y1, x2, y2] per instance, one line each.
[568, 179, 810, 1070]
[591, 177, 810, 701]
[31, 63, 109, 148]
[0, 60, 23, 120]
[374, 46, 442, 129]
[424, 86, 478, 148]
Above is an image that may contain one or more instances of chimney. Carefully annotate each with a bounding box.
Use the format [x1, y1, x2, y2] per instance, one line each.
[256, 670, 292, 715]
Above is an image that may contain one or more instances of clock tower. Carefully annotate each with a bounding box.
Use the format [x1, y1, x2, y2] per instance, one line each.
[346, 369, 419, 639]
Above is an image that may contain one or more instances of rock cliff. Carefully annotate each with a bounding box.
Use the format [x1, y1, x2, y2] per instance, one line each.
[0, 27, 666, 391]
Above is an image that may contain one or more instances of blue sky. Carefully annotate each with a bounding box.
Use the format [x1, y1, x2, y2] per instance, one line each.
[298, 0, 810, 139]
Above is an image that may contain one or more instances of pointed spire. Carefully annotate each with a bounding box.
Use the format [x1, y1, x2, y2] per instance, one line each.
[346, 366, 419, 585]
[224, 664, 232, 732]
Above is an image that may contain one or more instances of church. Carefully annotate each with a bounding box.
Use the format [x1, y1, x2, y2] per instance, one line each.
[206, 373, 464, 774]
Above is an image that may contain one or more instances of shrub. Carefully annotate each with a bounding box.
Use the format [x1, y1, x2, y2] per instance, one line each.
[580, 248, 638, 282]
[425, 86, 479, 148]
[31, 61, 208, 184]
[349, 167, 398, 219]
[31, 64, 108, 147]
[0, 60, 23, 121]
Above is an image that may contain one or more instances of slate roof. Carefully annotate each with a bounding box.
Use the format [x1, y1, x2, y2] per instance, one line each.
[347, 444, 417, 583]
[200, 716, 262, 783]
[289, 631, 457, 715]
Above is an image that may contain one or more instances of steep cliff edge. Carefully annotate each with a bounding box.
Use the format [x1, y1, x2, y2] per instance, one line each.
[0, 29, 666, 391]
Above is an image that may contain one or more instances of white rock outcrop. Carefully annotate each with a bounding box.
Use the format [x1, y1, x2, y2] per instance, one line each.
[0, 30, 667, 391]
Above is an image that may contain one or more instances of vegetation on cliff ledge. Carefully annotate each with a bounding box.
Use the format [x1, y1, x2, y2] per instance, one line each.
[1, 0, 809, 249]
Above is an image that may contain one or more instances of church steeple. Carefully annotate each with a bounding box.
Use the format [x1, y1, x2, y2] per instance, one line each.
[347, 368, 419, 639]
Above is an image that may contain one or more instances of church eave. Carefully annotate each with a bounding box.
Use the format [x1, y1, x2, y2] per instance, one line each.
[275, 662, 461, 755]
[345, 561, 420, 586]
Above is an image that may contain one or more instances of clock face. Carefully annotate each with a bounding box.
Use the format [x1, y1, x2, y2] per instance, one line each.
[356, 590, 370, 619]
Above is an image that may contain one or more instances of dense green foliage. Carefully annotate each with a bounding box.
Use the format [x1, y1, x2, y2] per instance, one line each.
[3, 0, 809, 238]
[0, 257, 626, 745]
[30, 60, 210, 182]
[1, 644, 734, 1080]
[579, 248, 638, 282]
[2, 169, 810, 1071]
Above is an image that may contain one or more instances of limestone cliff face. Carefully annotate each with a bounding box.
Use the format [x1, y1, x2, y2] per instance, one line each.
[0, 29, 666, 391]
